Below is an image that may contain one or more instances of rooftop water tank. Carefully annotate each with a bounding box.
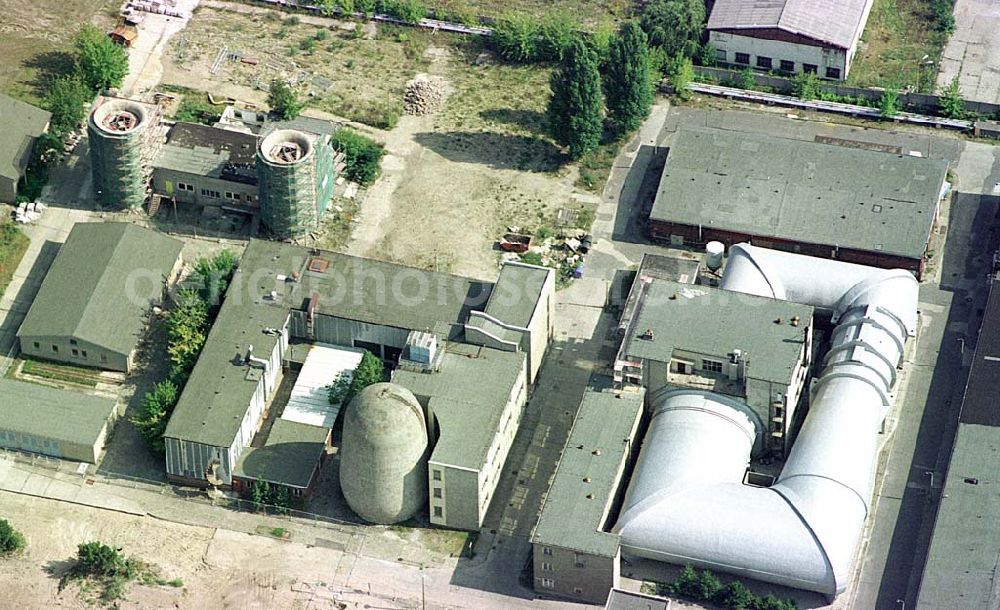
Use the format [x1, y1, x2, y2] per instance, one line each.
[340, 383, 428, 524]
[706, 241, 725, 271]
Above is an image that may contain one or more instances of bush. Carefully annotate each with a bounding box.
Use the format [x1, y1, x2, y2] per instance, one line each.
[792, 71, 822, 100]
[668, 56, 695, 100]
[75, 542, 132, 579]
[268, 79, 304, 120]
[939, 74, 966, 119]
[330, 129, 385, 185]
[0, 519, 25, 556]
[490, 13, 581, 63]
[330, 350, 385, 407]
[174, 93, 223, 125]
[675, 564, 700, 598]
[378, 0, 427, 23]
[737, 67, 756, 90]
[879, 88, 901, 118]
[131, 380, 179, 454]
[932, 0, 955, 33]
[721, 580, 755, 609]
[698, 42, 718, 67]
[698, 569, 723, 601]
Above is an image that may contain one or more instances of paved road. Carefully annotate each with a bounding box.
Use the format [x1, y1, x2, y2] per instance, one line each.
[936, 0, 1000, 102]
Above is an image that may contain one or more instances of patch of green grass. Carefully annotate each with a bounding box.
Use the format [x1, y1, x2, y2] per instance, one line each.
[0, 222, 29, 298]
[848, 0, 949, 92]
[20, 359, 102, 387]
[575, 139, 619, 193]
[164, 86, 224, 125]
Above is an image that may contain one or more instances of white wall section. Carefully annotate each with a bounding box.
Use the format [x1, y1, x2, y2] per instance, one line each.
[615, 243, 918, 598]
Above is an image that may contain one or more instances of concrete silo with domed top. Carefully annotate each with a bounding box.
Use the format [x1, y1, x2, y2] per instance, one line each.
[339, 382, 428, 525]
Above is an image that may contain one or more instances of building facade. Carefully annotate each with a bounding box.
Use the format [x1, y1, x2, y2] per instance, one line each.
[0, 94, 51, 202]
[531, 388, 644, 604]
[707, 0, 875, 80]
[17, 223, 183, 373]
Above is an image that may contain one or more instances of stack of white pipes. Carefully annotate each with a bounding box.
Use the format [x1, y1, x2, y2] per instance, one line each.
[614, 243, 918, 598]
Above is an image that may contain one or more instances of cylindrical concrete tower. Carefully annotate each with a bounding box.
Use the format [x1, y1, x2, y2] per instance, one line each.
[340, 383, 428, 525]
[88, 97, 158, 209]
[257, 128, 335, 240]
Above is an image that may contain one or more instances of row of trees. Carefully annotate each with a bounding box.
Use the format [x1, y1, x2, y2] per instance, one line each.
[547, 22, 654, 159]
[133, 251, 237, 454]
[659, 565, 799, 610]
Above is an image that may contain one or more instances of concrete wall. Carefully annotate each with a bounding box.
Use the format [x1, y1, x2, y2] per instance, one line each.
[151, 168, 258, 210]
[18, 335, 130, 372]
[524, 270, 555, 385]
[533, 544, 620, 604]
[709, 31, 848, 79]
[649, 219, 926, 279]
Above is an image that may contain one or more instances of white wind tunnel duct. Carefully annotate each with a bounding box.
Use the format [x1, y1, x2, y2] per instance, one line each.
[614, 243, 918, 598]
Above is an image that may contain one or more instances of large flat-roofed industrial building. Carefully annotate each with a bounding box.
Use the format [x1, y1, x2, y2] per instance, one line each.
[531, 387, 644, 604]
[17, 222, 183, 372]
[0, 380, 118, 463]
[616, 276, 814, 455]
[163, 239, 553, 529]
[648, 129, 949, 278]
[917, 274, 1000, 610]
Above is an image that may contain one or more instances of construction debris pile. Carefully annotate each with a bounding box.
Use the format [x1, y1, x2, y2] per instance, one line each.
[404, 76, 447, 116]
[499, 227, 594, 286]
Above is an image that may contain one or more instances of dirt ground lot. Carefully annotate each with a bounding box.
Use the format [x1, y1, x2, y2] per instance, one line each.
[0, 0, 118, 103]
[161, 3, 595, 280]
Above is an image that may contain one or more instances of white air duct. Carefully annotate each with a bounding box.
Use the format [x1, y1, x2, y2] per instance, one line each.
[615, 243, 918, 598]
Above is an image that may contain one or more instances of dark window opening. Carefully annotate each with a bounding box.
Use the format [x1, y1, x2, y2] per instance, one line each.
[803, 63, 818, 74]
[756, 56, 772, 69]
[735, 52, 750, 65]
[825, 67, 842, 79]
[779, 60, 795, 73]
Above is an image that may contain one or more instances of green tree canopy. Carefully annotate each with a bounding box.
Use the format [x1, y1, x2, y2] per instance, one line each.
[132, 379, 179, 454]
[45, 76, 92, 138]
[639, 0, 706, 60]
[547, 38, 604, 160]
[74, 25, 129, 92]
[268, 79, 304, 120]
[604, 22, 654, 134]
[0, 519, 25, 556]
[330, 350, 385, 406]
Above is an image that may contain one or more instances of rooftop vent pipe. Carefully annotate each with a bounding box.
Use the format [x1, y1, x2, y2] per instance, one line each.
[614, 243, 917, 598]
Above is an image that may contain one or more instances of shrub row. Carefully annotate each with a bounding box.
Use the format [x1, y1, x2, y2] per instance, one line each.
[658, 565, 798, 610]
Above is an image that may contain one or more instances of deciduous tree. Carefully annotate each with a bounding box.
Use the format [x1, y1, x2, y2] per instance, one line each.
[74, 25, 129, 92]
[639, 0, 706, 60]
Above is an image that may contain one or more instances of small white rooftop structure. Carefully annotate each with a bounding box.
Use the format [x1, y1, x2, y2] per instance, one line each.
[282, 343, 365, 428]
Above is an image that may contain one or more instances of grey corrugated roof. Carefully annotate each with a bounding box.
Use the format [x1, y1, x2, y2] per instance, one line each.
[165, 239, 495, 448]
[916, 423, 1000, 610]
[233, 419, 328, 489]
[392, 343, 526, 470]
[623, 280, 812, 385]
[0, 380, 117, 447]
[651, 129, 947, 260]
[707, 0, 874, 49]
[605, 589, 670, 610]
[0, 94, 50, 181]
[153, 122, 258, 183]
[483, 262, 550, 328]
[17, 223, 183, 357]
[531, 388, 644, 558]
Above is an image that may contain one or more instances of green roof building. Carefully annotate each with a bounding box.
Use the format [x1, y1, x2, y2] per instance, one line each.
[0, 94, 51, 203]
[393, 343, 528, 531]
[0, 380, 118, 463]
[648, 129, 948, 278]
[616, 278, 814, 454]
[531, 387, 644, 604]
[163, 239, 549, 514]
[17, 222, 183, 372]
